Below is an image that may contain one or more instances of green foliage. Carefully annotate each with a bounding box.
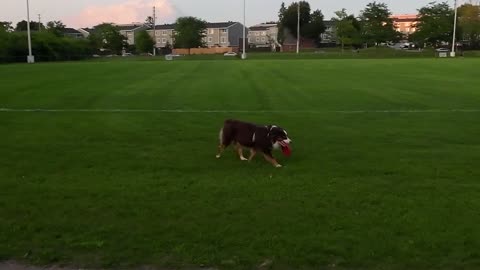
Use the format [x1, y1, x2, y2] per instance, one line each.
[0, 31, 92, 63]
[135, 30, 155, 53]
[173, 17, 207, 48]
[458, 4, 480, 49]
[46, 20, 66, 37]
[88, 23, 127, 54]
[333, 9, 362, 49]
[277, 2, 287, 45]
[359, 2, 400, 45]
[411, 2, 454, 47]
[15, 20, 44, 32]
[303, 9, 326, 45]
[0, 21, 13, 32]
[277, 1, 326, 45]
[144, 16, 155, 29]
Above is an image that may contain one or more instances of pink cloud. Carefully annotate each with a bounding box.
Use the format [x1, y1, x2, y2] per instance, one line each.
[65, 0, 176, 28]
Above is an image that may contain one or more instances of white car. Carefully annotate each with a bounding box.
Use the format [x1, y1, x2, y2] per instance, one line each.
[224, 52, 238, 56]
[436, 48, 449, 52]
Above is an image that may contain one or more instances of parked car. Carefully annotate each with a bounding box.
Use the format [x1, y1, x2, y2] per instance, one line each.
[436, 48, 449, 52]
[224, 52, 237, 56]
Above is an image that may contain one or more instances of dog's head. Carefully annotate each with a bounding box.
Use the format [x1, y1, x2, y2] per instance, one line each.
[268, 125, 292, 156]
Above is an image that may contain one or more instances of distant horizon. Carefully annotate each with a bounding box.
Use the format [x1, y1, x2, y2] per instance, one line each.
[2, 0, 458, 29]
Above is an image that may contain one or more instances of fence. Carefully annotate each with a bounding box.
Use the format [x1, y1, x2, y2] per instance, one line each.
[172, 47, 234, 55]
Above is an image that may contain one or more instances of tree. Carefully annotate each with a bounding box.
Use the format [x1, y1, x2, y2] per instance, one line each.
[333, 9, 362, 51]
[304, 9, 326, 45]
[15, 20, 44, 32]
[46, 20, 66, 36]
[88, 23, 127, 54]
[458, 3, 480, 49]
[135, 30, 155, 53]
[277, 2, 287, 44]
[173, 17, 207, 48]
[0, 21, 13, 32]
[280, 1, 312, 38]
[359, 2, 399, 46]
[411, 2, 454, 47]
[145, 16, 155, 29]
[277, 1, 326, 45]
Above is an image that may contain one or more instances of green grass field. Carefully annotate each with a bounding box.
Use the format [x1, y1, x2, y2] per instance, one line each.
[1, 59, 480, 270]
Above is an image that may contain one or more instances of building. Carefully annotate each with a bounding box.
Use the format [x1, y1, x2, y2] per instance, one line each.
[321, 20, 337, 44]
[61, 28, 85, 39]
[116, 23, 148, 45]
[78, 24, 148, 45]
[149, 24, 175, 48]
[78, 28, 94, 38]
[248, 23, 279, 49]
[148, 21, 247, 49]
[391, 14, 418, 37]
[204, 22, 247, 48]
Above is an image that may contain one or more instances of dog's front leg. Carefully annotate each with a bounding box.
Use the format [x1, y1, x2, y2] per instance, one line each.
[263, 153, 282, 168]
[236, 143, 248, 161]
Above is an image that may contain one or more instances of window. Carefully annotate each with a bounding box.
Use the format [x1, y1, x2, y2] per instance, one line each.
[155, 31, 161, 35]
[255, 32, 260, 36]
[162, 38, 167, 43]
[162, 30, 167, 35]
[208, 37, 213, 43]
[221, 37, 227, 43]
[261, 37, 266, 42]
[256, 37, 260, 42]
[208, 29, 214, 34]
[261, 31, 266, 36]
[221, 29, 227, 33]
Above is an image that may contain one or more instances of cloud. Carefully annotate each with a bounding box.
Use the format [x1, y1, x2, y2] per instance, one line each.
[65, 0, 176, 28]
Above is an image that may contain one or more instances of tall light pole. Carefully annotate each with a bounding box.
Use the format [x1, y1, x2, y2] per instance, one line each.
[451, 0, 458, 57]
[296, 2, 300, 54]
[242, 0, 247, 59]
[153, 6, 157, 56]
[26, 0, 34, 63]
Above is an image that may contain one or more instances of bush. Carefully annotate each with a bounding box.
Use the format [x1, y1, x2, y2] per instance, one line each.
[0, 31, 93, 63]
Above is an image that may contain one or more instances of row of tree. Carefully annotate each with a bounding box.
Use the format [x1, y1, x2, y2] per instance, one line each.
[414, 2, 480, 48]
[1, 16, 223, 62]
[279, 1, 480, 49]
[0, 21, 93, 63]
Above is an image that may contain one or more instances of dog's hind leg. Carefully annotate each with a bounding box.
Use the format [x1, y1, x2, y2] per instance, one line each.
[248, 148, 257, 161]
[216, 144, 226, 159]
[216, 128, 227, 159]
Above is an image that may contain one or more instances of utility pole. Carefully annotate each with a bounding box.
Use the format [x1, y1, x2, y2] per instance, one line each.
[242, 0, 247, 59]
[296, 2, 300, 54]
[153, 6, 157, 56]
[38, 14, 42, 31]
[451, 0, 458, 57]
[26, 0, 34, 63]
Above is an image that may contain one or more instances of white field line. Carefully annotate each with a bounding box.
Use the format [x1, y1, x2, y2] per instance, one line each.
[1, 108, 480, 114]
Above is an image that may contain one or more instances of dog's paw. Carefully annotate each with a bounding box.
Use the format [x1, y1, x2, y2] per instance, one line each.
[275, 164, 283, 168]
[240, 157, 248, 161]
[216, 155, 221, 159]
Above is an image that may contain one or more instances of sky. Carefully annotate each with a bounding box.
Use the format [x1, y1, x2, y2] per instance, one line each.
[2, 0, 459, 28]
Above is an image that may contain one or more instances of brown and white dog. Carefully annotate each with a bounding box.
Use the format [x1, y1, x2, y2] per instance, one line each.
[216, 119, 292, 168]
